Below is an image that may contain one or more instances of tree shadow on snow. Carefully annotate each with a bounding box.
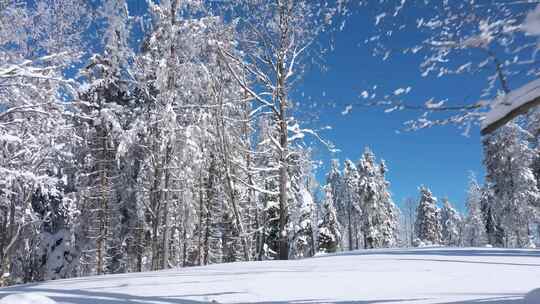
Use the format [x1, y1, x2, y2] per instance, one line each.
[393, 258, 540, 267]
[437, 296, 523, 304]
[323, 248, 540, 259]
[0, 287, 242, 304]
[432, 288, 540, 304]
[250, 299, 429, 304]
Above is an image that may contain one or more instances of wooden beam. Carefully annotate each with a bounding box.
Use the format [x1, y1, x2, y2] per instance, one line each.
[481, 95, 540, 136]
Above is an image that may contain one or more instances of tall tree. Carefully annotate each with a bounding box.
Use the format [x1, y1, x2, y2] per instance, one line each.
[218, 0, 344, 260]
[463, 176, 488, 247]
[357, 149, 398, 249]
[439, 198, 462, 247]
[402, 197, 417, 247]
[483, 122, 540, 247]
[318, 186, 341, 254]
[342, 160, 361, 250]
[414, 186, 442, 246]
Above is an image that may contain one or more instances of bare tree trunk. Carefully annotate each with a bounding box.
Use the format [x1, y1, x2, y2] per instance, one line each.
[0, 198, 17, 284]
[198, 173, 204, 266]
[151, 216, 159, 270]
[354, 219, 359, 250]
[203, 191, 211, 266]
[182, 222, 188, 267]
[277, 56, 289, 259]
[348, 204, 353, 251]
[258, 207, 267, 261]
[243, 91, 256, 261]
[150, 133, 162, 271]
[161, 143, 172, 269]
[136, 221, 143, 272]
[97, 133, 109, 275]
[278, 114, 289, 259]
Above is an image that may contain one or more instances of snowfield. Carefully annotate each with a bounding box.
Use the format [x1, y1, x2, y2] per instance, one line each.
[1, 247, 540, 304]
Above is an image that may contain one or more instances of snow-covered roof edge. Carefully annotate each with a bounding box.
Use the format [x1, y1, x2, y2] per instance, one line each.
[482, 78, 540, 135]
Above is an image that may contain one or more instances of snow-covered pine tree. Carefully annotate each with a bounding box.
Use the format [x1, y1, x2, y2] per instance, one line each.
[325, 160, 347, 250]
[291, 186, 316, 258]
[480, 186, 505, 247]
[74, 0, 136, 271]
[483, 122, 540, 247]
[75, 55, 127, 275]
[32, 187, 78, 281]
[401, 197, 417, 247]
[326, 159, 343, 214]
[439, 198, 462, 247]
[414, 186, 442, 246]
[289, 149, 317, 259]
[357, 149, 398, 249]
[376, 160, 400, 248]
[525, 109, 540, 245]
[318, 186, 342, 253]
[463, 175, 488, 247]
[342, 160, 361, 250]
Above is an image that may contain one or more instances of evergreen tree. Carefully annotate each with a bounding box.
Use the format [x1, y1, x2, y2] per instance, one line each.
[291, 186, 316, 258]
[318, 186, 341, 253]
[480, 186, 505, 247]
[414, 186, 442, 246]
[357, 149, 398, 249]
[326, 160, 347, 250]
[342, 160, 361, 250]
[440, 198, 462, 247]
[463, 176, 488, 247]
[483, 123, 540, 247]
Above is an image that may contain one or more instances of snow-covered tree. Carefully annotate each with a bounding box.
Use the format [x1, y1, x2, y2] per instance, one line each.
[217, 0, 343, 260]
[318, 186, 341, 254]
[401, 197, 417, 247]
[414, 186, 442, 246]
[0, 0, 90, 284]
[463, 176, 488, 247]
[291, 186, 316, 258]
[439, 198, 462, 247]
[341, 160, 361, 250]
[483, 122, 540, 247]
[72, 0, 137, 275]
[326, 160, 343, 202]
[357, 149, 398, 248]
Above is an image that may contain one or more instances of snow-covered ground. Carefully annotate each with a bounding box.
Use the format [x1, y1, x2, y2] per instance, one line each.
[1, 247, 540, 304]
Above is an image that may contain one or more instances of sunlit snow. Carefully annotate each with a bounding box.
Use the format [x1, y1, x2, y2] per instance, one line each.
[1, 248, 539, 304]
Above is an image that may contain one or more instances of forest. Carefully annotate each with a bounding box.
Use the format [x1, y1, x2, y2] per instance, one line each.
[1, 0, 540, 288]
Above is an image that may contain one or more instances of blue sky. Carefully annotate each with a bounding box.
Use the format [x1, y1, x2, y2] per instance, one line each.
[294, 8, 488, 212]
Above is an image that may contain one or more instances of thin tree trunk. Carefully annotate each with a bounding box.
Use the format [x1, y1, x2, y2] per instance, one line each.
[136, 221, 143, 272]
[150, 143, 162, 271]
[198, 173, 204, 266]
[348, 204, 353, 251]
[277, 63, 289, 260]
[97, 132, 109, 275]
[161, 143, 172, 269]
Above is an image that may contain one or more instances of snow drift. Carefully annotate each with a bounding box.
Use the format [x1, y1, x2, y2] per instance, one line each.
[0, 247, 539, 304]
